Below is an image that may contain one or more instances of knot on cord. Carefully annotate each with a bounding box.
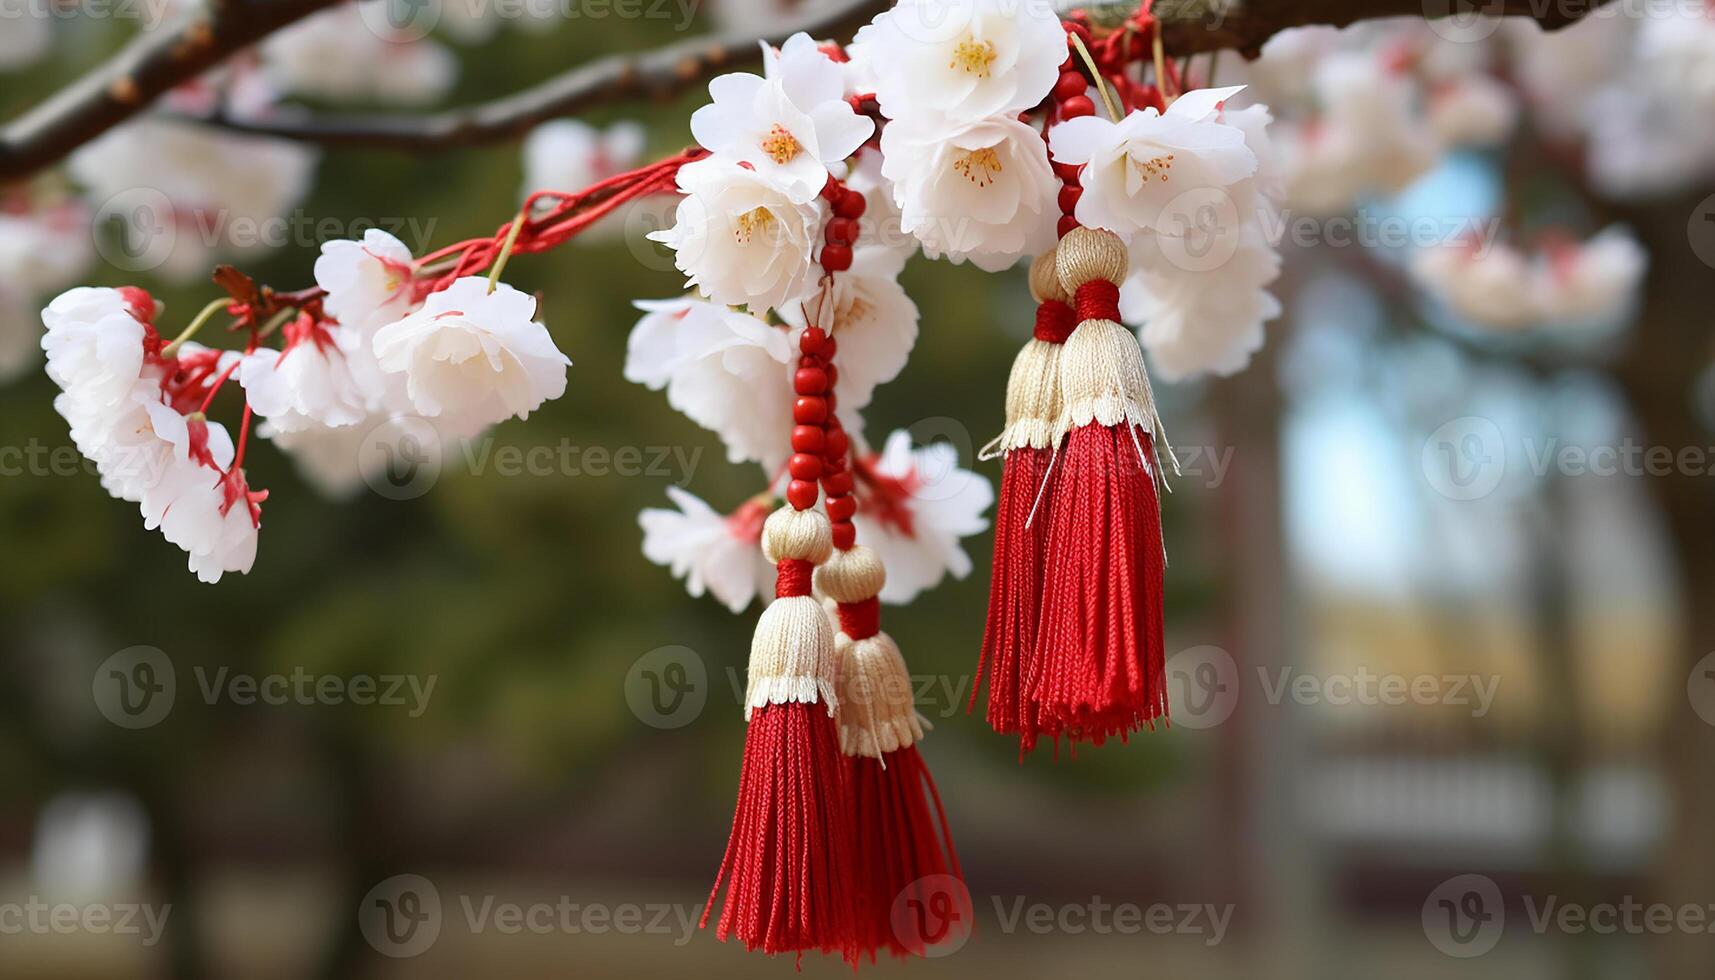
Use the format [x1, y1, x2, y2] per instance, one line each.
[775, 559, 814, 598]
[1074, 279, 1121, 324]
[1034, 299, 1077, 344]
[836, 597, 880, 640]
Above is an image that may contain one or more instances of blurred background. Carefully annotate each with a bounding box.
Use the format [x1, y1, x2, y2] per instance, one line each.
[3, 2, 1715, 977]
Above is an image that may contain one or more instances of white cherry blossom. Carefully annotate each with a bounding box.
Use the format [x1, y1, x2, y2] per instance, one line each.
[1282, 53, 1436, 214]
[138, 404, 260, 584]
[1411, 241, 1540, 330]
[851, 429, 993, 604]
[850, 0, 1065, 126]
[881, 115, 1058, 271]
[625, 298, 795, 467]
[1049, 86, 1258, 240]
[1534, 227, 1647, 325]
[650, 156, 824, 312]
[41, 287, 147, 410]
[316, 229, 419, 333]
[261, 6, 458, 106]
[238, 315, 369, 432]
[372, 277, 571, 436]
[1428, 75, 1518, 148]
[1120, 99, 1284, 380]
[639, 488, 776, 613]
[691, 32, 873, 201]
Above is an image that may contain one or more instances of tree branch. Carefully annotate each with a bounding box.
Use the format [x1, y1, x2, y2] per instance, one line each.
[0, 0, 344, 181]
[1097, 0, 1612, 57]
[181, 0, 1614, 152]
[173, 0, 890, 151]
[1, 0, 1616, 173]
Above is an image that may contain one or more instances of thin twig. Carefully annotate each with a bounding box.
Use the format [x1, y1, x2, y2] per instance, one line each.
[189, 0, 1614, 152]
[0, 0, 1618, 175]
[174, 0, 891, 152]
[0, 0, 344, 180]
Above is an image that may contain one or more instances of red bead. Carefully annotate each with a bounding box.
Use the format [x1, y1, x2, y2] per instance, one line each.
[825, 494, 856, 521]
[1054, 71, 1087, 101]
[820, 337, 837, 360]
[791, 425, 826, 453]
[1058, 214, 1080, 238]
[825, 363, 838, 388]
[799, 353, 822, 369]
[825, 217, 858, 244]
[794, 367, 828, 395]
[1058, 184, 1083, 215]
[821, 175, 842, 200]
[824, 427, 849, 459]
[787, 479, 819, 511]
[799, 326, 825, 354]
[793, 396, 828, 424]
[789, 453, 823, 481]
[819, 243, 852, 272]
[1060, 95, 1094, 118]
[834, 190, 866, 220]
[1052, 161, 1082, 183]
[823, 470, 854, 496]
[824, 391, 837, 411]
[831, 521, 856, 550]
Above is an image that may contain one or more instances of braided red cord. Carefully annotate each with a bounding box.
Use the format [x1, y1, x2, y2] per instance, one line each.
[775, 559, 814, 598]
[1034, 298, 1077, 343]
[1074, 279, 1121, 323]
[418, 147, 708, 294]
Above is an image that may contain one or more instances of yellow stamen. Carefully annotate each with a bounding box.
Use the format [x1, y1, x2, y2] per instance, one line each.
[950, 38, 997, 77]
[953, 147, 1004, 188]
[734, 206, 776, 244]
[760, 124, 803, 165]
[1133, 152, 1176, 183]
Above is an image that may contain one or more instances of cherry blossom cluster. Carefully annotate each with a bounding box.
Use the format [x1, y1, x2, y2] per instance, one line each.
[633, 1, 1291, 613]
[41, 226, 572, 580]
[16, 0, 1706, 591]
[1410, 226, 1647, 331]
[41, 287, 262, 582]
[1233, 17, 1661, 329]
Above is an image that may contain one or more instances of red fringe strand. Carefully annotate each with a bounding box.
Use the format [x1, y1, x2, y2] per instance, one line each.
[1026, 422, 1166, 752]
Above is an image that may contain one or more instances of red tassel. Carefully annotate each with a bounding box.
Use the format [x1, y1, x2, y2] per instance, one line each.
[975, 444, 1053, 735]
[1027, 420, 1166, 751]
[974, 250, 1074, 739]
[703, 700, 860, 959]
[849, 746, 969, 959]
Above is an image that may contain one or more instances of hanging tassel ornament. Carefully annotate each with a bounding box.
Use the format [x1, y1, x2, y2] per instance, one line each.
[973, 247, 1076, 738]
[1026, 225, 1169, 753]
[818, 431, 967, 960]
[808, 199, 967, 956]
[703, 322, 859, 960]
